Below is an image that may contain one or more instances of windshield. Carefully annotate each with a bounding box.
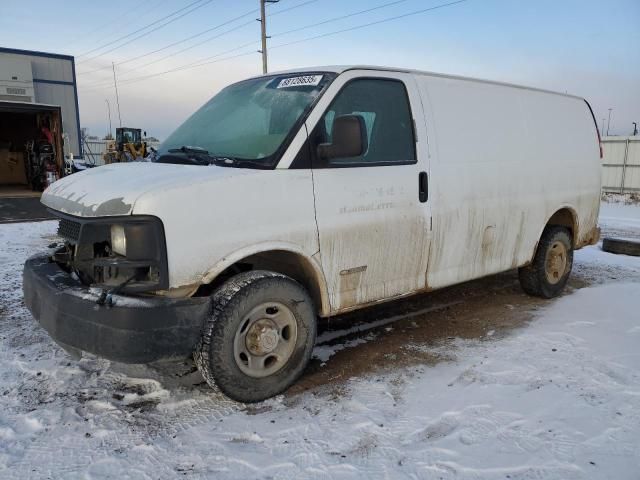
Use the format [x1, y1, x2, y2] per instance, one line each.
[158, 72, 335, 166]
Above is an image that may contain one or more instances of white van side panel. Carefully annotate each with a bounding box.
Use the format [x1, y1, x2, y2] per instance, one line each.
[415, 74, 600, 289]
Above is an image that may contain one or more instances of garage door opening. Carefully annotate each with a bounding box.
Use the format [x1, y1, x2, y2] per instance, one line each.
[0, 102, 63, 199]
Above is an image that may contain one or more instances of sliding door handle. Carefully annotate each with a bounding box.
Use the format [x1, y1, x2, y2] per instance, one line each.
[419, 171, 428, 203]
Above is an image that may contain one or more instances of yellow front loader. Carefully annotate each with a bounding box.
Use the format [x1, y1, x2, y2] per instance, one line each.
[103, 127, 148, 164]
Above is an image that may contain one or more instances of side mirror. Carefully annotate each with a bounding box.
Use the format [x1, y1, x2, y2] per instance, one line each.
[317, 114, 367, 161]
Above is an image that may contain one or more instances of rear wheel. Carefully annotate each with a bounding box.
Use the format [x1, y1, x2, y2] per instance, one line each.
[518, 226, 573, 298]
[194, 271, 316, 403]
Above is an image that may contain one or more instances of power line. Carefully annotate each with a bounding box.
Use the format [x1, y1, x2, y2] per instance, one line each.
[80, 0, 321, 89]
[271, 0, 410, 38]
[81, 0, 217, 65]
[126, 19, 257, 73]
[270, 0, 470, 50]
[80, 0, 470, 92]
[78, 0, 320, 78]
[268, 0, 320, 17]
[129, 0, 319, 72]
[77, 7, 258, 76]
[77, 0, 214, 61]
[65, 0, 157, 46]
[80, 41, 260, 92]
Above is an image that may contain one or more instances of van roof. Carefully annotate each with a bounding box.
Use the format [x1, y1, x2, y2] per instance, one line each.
[266, 65, 584, 101]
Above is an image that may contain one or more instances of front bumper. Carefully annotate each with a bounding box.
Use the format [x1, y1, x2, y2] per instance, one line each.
[23, 254, 210, 363]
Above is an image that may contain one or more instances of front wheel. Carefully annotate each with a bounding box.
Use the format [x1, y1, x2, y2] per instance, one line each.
[518, 226, 573, 299]
[194, 271, 316, 403]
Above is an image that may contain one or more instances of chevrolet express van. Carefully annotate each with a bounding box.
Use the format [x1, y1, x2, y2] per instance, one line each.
[23, 66, 602, 402]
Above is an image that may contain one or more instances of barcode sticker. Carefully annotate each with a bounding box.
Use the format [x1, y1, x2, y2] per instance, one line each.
[276, 75, 323, 88]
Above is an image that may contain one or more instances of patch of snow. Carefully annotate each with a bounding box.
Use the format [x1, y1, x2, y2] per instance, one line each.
[598, 201, 640, 240]
[313, 336, 373, 363]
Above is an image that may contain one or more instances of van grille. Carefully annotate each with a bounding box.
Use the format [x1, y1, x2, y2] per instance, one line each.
[57, 218, 81, 242]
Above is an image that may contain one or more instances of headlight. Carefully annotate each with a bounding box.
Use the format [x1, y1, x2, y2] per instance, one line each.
[62, 215, 168, 291]
[110, 224, 127, 256]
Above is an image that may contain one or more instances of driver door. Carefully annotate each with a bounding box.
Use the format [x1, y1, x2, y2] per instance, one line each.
[305, 70, 431, 312]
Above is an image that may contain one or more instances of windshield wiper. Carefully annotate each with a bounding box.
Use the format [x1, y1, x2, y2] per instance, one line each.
[159, 145, 214, 165]
[168, 145, 209, 155]
[209, 157, 270, 169]
[160, 146, 269, 169]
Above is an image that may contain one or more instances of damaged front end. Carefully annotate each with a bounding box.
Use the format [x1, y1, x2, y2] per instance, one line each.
[51, 211, 169, 296]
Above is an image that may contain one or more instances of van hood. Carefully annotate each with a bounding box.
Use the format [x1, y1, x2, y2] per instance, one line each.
[42, 162, 257, 217]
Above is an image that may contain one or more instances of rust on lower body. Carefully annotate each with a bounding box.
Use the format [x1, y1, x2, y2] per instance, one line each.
[577, 226, 601, 248]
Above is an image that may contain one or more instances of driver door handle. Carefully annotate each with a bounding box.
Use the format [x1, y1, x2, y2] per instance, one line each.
[419, 171, 428, 203]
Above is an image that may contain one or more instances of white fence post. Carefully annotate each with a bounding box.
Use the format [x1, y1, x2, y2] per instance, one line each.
[620, 138, 629, 194]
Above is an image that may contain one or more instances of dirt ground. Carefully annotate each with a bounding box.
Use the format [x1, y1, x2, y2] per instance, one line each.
[287, 270, 588, 400]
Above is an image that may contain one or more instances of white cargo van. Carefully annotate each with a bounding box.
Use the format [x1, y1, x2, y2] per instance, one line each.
[23, 66, 602, 402]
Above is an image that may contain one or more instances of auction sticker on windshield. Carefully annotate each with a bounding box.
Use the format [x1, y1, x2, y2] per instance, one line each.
[277, 75, 323, 88]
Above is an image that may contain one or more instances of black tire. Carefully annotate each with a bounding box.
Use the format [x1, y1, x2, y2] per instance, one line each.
[194, 270, 316, 403]
[518, 226, 573, 299]
[602, 237, 640, 256]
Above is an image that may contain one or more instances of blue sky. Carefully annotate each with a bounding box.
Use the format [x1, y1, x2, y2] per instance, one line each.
[1, 0, 638, 140]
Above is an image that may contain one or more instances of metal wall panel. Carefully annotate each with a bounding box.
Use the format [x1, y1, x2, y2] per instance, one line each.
[628, 139, 640, 166]
[602, 164, 623, 190]
[0, 52, 73, 84]
[0, 48, 81, 157]
[602, 139, 627, 165]
[624, 165, 640, 191]
[29, 56, 74, 83]
[33, 82, 80, 155]
[602, 137, 640, 193]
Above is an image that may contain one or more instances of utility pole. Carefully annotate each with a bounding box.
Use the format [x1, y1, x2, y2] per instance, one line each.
[606, 108, 612, 137]
[105, 99, 112, 139]
[112, 62, 122, 128]
[258, 0, 279, 74]
[633, 122, 638, 136]
[601, 118, 605, 136]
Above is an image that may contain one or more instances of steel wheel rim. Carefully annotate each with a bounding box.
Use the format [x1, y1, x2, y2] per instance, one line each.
[233, 302, 298, 378]
[545, 240, 568, 285]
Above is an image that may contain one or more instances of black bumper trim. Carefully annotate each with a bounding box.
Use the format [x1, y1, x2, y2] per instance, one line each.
[23, 254, 210, 363]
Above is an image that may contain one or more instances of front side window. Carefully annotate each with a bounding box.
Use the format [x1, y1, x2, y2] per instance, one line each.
[158, 73, 335, 167]
[314, 78, 416, 166]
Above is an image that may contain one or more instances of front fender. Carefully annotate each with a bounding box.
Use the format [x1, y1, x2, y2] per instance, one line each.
[201, 242, 330, 316]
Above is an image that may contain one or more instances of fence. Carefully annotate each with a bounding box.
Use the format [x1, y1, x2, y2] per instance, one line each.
[602, 136, 640, 193]
[82, 140, 108, 166]
[81, 140, 160, 166]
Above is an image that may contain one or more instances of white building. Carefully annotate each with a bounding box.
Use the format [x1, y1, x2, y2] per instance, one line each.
[0, 47, 81, 194]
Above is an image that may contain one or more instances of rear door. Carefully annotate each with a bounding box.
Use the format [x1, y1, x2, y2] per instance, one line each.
[304, 70, 431, 312]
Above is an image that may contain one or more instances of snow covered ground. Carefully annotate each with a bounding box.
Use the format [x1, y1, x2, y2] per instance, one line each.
[0, 204, 639, 479]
